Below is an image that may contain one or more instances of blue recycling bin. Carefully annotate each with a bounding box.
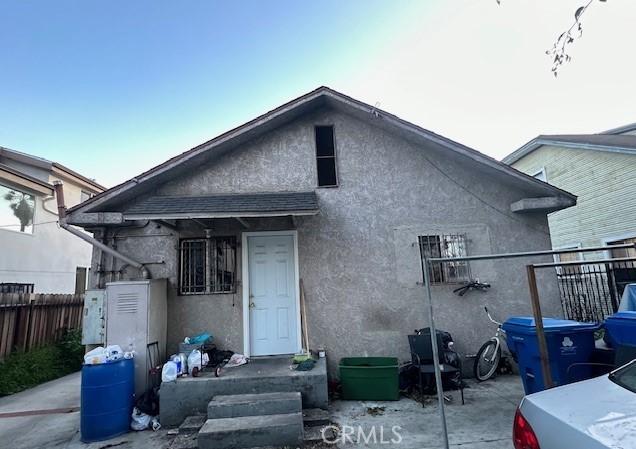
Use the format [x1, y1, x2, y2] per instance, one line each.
[503, 317, 599, 394]
[605, 311, 636, 348]
[81, 358, 135, 442]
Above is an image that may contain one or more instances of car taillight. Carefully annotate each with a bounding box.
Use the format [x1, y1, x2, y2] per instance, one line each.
[513, 408, 540, 449]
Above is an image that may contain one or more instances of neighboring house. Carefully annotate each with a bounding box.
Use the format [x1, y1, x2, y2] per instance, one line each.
[503, 126, 636, 320]
[0, 147, 105, 293]
[503, 128, 636, 258]
[65, 87, 575, 373]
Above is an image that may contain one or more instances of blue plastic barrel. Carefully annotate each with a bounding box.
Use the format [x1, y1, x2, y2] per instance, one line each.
[503, 317, 599, 395]
[605, 311, 636, 347]
[81, 358, 135, 442]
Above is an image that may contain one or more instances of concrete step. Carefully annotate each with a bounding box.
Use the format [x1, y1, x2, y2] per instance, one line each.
[302, 408, 330, 427]
[304, 425, 338, 444]
[198, 412, 304, 449]
[178, 415, 207, 435]
[207, 391, 301, 419]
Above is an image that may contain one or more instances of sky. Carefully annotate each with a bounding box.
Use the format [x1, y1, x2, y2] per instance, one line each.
[1, 0, 635, 188]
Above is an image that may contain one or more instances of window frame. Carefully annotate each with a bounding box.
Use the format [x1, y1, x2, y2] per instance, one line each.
[531, 167, 547, 182]
[80, 190, 93, 203]
[314, 125, 339, 188]
[419, 233, 471, 285]
[553, 244, 584, 276]
[178, 236, 237, 296]
[0, 182, 37, 235]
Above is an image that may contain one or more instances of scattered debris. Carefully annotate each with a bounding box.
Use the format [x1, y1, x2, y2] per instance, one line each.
[97, 442, 127, 449]
[366, 406, 385, 416]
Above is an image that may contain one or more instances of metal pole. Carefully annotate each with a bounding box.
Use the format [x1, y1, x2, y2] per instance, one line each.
[427, 243, 636, 263]
[422, 255, 450, 449]
[526, 265, 554, 388]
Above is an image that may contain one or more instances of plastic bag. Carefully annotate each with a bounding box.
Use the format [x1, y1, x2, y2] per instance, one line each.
[189, 333, 213, 345]
[161, 361, 178, 383]
[131, 407, 152, 431]
[105, 345, 124, 361]
[187, 350, 202, 374]
[225, 353, 248, 368]
[84, 347, 107, 365]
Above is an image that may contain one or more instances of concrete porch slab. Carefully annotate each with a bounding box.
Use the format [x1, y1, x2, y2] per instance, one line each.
[160, 357, 328, 427]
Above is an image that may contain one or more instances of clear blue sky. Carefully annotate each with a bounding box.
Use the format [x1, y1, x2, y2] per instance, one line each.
[0, 1, 428, 187]
[1, 1, 634, 187]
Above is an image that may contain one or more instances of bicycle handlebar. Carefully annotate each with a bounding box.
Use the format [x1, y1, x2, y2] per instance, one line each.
[484, 306, 502, 327]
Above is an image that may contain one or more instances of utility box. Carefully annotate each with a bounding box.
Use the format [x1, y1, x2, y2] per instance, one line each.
[82, 290, 106, 345]
[105, 279, 167, 397]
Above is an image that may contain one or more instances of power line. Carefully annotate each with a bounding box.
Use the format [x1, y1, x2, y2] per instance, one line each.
[420, 152, 552, 237]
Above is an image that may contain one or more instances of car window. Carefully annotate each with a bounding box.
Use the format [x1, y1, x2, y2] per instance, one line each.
[609, 361, 636, 393]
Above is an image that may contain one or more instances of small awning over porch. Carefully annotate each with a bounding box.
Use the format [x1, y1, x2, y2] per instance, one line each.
[122, 191, 319, 220]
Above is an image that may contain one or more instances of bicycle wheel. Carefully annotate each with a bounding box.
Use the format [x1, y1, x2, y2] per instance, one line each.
[473, 340, 501, 381]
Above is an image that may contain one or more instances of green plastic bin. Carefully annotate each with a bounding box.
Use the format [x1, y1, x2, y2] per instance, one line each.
[339, 357, 399, 400]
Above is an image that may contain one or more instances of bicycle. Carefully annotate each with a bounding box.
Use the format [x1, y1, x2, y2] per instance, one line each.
[473, 306, 513, 381]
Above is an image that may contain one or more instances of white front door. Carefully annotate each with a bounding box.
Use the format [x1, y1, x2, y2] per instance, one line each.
[247, 233, 300, 356]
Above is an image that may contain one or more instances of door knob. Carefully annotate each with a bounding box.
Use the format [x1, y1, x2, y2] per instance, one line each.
[249, 302, 256, 308]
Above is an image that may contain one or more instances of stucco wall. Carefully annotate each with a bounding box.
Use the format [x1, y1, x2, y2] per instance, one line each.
[91, 108, 562, 376]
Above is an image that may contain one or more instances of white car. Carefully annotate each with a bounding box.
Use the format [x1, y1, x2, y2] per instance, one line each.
[514, 361, 636, 449]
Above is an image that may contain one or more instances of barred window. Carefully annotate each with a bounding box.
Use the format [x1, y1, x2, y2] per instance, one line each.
[419, 234, 470, 284]
[179, 237, 236, 295]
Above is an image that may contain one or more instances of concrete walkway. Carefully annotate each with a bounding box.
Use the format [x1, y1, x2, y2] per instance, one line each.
[329, 375, 523, 449]
[0, 371, 523, 449]
[0, 372, 82, 449]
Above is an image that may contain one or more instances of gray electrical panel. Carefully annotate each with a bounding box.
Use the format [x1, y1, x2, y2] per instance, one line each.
[81, 289, 105, 345]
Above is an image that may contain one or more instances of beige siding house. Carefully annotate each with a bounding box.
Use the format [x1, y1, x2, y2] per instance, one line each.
[503, 126, 636, 320]
[504, 127, 636, 257]
[0, 147, 105, 293]
[504, 129, 636, 259]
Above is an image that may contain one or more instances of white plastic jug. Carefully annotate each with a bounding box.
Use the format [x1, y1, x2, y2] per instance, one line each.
[187, 350, 202, 375]
[161, 361, 178, 382]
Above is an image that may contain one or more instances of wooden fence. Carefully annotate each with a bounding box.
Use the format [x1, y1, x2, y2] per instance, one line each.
[0, 293, 84, 359]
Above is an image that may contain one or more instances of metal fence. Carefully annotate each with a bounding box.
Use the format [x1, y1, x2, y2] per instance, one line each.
[0, 293, 84, 359]
[557, 261, 636, 322]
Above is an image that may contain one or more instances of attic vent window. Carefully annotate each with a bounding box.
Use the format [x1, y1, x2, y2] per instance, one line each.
[315, 125, 338, 187]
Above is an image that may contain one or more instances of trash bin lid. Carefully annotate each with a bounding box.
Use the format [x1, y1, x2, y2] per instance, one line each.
[606, 311, 636, 322]
[503, 316, 600, 335]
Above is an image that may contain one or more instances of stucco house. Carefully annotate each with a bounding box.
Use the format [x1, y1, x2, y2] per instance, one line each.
[64, 87, 576, 372]
[503, 125, 636, 320]
[0, 146, 105, 293]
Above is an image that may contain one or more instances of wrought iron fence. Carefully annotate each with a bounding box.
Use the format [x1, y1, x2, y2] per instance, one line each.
[557, 261, 636, 322]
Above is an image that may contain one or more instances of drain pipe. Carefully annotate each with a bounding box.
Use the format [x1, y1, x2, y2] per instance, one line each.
[53, 182, 150, 279]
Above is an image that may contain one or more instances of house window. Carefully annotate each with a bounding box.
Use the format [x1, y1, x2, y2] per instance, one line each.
[0, 183, 35, 233]
[0, 283, 34, 293]
[80, 190, 93, 203]
[179, 237, 237, 295]
[532, 168, 547, 182]
[315, 126, 338, 187]
[419, 234, 470, 284]
[608, 237, 636, 259]
[554, 247, 583, 275]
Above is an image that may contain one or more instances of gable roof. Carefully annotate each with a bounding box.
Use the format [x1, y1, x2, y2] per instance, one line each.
[0, 146, 106, 192]
[502, 133, 636, 165]
[68, 86, 575, 216]
[601, 123, 636, 135]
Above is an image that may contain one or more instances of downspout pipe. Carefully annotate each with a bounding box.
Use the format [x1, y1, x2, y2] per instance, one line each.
[53, 182, 150, 279]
